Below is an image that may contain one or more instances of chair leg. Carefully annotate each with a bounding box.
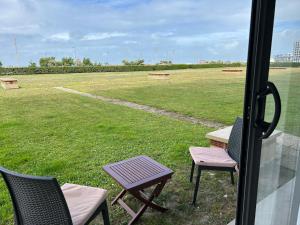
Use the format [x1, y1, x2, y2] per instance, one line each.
[190, 160, 195, 183]
[230, 171, 235, 185]
[101, 200, 110, 225]
[192, 166, 201, 206]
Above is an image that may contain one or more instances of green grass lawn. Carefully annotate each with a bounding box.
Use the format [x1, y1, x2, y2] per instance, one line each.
[65, 68, 247, 125]
[0, 67, 299, 225]
[0, 81, 235, 225]
[61, 67, 299, 125]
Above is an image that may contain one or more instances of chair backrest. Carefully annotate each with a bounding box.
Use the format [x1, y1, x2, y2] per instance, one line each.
[227, 117, 243, 163]
[0, 167, 73, 225]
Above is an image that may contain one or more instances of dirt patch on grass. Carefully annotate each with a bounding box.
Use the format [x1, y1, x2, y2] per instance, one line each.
[55, 87, 225, 129]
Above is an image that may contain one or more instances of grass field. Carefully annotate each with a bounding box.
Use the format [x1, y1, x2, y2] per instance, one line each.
[66, 68, 246, 125]
[0, 67, 299, 225]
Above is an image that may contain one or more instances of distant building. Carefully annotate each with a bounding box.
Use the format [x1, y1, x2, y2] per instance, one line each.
[198, 60, 209, 64]
[274, 40, 300, 63]
[293, 41, 300, 63]
[274, 53, 293, 62]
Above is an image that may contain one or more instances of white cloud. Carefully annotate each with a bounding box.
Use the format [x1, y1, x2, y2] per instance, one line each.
[81, 32, 128, 41]
[96, 0, 142, 8]
[223, 40, 239, 50]
[207, 47, 219, 55]
[151, 32, 174, 39]
[124, 40, 138, 44]
[276, 0, 300, 21]
[275, 29, 300, 39]
[207, 41, 240, 56]
[271, 28, 300, 55]
[0, 24, 40, 35]
[0, 0, 297, 65]
[0, 0, 40, 35]
[172, 30, 248, 46]
[46, 32, 71, 41]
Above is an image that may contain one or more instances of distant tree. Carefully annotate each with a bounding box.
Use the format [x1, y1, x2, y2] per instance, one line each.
[75, 59, 82, 66]
[136, 59, 144, 65]
[82, 58, 93, 66]
[0, 61, 2, 67]
[28, 61, 37, 68]
[122, 59, 130, 65]
[122, 59, 144, 66]
[55, 61, 63, 66]
[62, 57, 75, 66]
[39, 57, 56, 67]
[209, 60, 223, 64]
[94, 62, 102, 66]
[39, 57, 47, 67]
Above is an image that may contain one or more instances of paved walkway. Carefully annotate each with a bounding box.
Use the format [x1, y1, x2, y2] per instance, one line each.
[55, 87, 225, 129]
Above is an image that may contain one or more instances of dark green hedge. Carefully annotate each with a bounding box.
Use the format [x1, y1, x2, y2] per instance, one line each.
[270, 62, 300, 67]
[0, 63, 242, 75]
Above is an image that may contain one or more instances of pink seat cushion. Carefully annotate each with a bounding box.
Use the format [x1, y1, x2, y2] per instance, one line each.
[61, 183, 108, 225]
[189, 146, 237, 167]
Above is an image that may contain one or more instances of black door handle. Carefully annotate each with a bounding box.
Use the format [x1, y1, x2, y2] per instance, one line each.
[255, 81, 281, 139]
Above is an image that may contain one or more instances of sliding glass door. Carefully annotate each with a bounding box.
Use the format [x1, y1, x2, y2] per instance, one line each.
[237, 0, 300, 224]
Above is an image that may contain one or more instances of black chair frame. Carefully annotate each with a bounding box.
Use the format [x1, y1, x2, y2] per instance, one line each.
[0, 167, 110, 225]
[85, 200, 110, 225]
[189, 117, 243, 205]
[190, 162, 236, 205]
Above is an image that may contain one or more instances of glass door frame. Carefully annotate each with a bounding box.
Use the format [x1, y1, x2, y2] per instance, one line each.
[236, 0, 277, 224]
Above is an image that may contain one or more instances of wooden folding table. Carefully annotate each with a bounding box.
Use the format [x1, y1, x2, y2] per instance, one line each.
[103, 155, 173, 225]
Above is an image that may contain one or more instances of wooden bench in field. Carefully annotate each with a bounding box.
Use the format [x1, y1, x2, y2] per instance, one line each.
[222, 69, 243, 72]
[148, 73, 170, 79]
[0, 78, 19, 90]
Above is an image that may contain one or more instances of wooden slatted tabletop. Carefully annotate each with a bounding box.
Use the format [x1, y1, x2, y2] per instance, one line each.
[103, 155, 173, 190]
[103, 155, 174, 225]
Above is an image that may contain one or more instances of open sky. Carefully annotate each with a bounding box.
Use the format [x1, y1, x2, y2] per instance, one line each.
[0, 0, 299, 66]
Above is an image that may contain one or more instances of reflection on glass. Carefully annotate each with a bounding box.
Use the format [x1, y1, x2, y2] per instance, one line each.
[254, 1, 300, 224]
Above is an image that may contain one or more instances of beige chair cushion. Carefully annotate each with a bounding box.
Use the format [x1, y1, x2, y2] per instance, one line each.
[189, 146, 237, 167]
[61, 183, 108, 225]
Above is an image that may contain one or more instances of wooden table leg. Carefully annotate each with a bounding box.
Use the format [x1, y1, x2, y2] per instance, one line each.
[128, 179, 168, 225]
[136, 190, 167, 212]
[112, 189, 127, 206]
